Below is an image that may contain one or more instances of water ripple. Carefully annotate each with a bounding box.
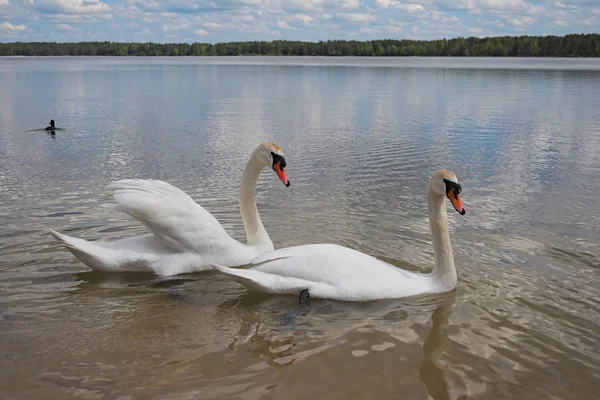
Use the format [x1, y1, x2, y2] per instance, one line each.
[1, 57, 599, 399]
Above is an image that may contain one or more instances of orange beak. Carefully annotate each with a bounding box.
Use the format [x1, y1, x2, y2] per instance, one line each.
[448, 188, 466, 215]
[273, 161, 290, 187]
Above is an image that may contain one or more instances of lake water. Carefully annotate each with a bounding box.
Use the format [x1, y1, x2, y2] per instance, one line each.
[1, 56, 599, 399]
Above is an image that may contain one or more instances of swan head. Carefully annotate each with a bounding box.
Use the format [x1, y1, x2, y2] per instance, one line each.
[430, 169, 466, 215]
[256, 142, 290, 187]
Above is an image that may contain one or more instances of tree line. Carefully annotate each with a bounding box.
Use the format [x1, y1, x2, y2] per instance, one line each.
[1, 34, 599, 57]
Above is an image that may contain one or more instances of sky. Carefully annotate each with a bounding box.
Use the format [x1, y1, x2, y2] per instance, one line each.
[0, 0, 599, 43]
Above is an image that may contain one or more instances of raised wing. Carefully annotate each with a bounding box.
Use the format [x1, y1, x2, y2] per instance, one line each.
[104, 179, 237, 253]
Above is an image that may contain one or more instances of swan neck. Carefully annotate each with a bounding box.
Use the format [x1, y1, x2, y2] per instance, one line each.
[427, 186, 457, 289]
[240, 153, 273, 251]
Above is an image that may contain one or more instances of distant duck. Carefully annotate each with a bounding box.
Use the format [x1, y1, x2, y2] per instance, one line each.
[45, 120, 56, 130]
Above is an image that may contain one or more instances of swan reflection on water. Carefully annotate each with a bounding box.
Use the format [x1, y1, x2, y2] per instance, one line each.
[419, 293, 456, 400]
[68, 265, 461, 397]
[222, 289, 459, 397]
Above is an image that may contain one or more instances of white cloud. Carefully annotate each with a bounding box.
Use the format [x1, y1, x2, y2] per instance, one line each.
[341, 0, 360, 8]
[0, 21, 28, 37]
[57, 23, 76, 31]
[400, 4, 426, 12]
[480, 0, 530, 10]
[298, 15, 313, 23]
[47, 13, 113, 22]
[358, 26, 380, 35]
[286, 14, 313, 25]
[197, 17, 282, 36]
[230, 14, 255, 22]
[203, 21, 225, 29]
[271, 14, 314, 30]
[4, 0, 600, 43]
[479, 18, 505, 27]
[162, 18, 189, 31]
[429, 11, 459, 23]
[374, 0, 425, 12]
[129, 0, 263, 14]
[269, 0, 360, 13]
[385, 25, 403, 33]
[374, 0, 392, 7]
[448, 0, 531, 12]
[87, 30, 106, 38]
[276, 20, 292, 29]
[1, 21, 26, 32]
[579, 16, 595, 25]
[276, 0, 318, 12]
[33, 0, 111, 14]
[0, 1, 11, 17]
[507, 15, 533, 26]
[526, 4, 546, 15]
[339, 13, 376, 23]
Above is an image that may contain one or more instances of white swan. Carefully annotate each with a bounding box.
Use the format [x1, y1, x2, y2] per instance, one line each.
[209, 169, 466, 302]
[50, 142, 291, 275]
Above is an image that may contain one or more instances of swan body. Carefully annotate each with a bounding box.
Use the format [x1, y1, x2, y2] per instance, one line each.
[50, 142, 291, 275]
[210, 169, 467, 301]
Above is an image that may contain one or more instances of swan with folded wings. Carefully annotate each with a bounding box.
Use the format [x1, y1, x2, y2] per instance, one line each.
[209, 169, 466, 302]
[50, 142, 291, 276]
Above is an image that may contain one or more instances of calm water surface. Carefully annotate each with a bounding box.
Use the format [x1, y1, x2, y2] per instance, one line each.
[1, 57, 599, 399]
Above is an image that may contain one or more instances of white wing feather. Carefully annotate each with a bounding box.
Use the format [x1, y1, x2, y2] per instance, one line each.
[104, 179, 237, 254]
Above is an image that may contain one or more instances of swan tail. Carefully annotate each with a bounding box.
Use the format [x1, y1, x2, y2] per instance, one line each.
[49, 229, 153, 272]
[208, 263, 324, 296]
[49, 229, 116, 271]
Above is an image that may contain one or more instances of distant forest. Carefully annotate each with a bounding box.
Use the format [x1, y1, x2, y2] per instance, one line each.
[1, 34, 599, 57]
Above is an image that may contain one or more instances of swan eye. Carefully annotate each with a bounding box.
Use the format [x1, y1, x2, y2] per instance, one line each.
[443, 179, 461, 195]
[271, 152, 286, 169]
